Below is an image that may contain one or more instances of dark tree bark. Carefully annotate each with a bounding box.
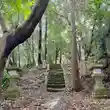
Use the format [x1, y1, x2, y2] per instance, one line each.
[59, 48, 62, 64]
[0, 0, 49, 101]
[55, 46, 59, 64]
[38, 20, 42, 65]
[44, 13, 48, 61]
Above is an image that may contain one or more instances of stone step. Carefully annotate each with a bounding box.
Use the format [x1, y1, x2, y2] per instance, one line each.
[47, 87, 65, 92]
[48, 73, 64, 76]
[48, 79, 65, 83]
[47, 81, 65, 84]
[49, 64, 62, 70]
[48, 75, 64, 78]
[47, 82, 65, 85]
[48, 78, 64, 81]
[49, 70, 63, 73]
[47, 84, 65, 88]
[48, 77, 65, 81]
[47, 81, 65, 85]
[48, 78, 65, 82]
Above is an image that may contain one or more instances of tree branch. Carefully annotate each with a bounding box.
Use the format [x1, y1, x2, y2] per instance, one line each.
[3, 0, 49, 58]
[52, 9, 71, 25]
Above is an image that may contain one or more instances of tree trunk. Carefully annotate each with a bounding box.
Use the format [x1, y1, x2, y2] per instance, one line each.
[26, 40, 32, 65]
[11, 50, 17, 66]
[44, 12, 48, 61]
[0, 12, 7, 33]
[31, 35, 35, 65]
[0, 0, 49, 101]
[55, 47, 59, 64]
[0, 36, 7, 105]
[38, 20, 42, 65]
[18, 45, 20, 67]
[77, 43, 81, 61]
[69, 0, 82, 91]
[59, 49, 62, 64]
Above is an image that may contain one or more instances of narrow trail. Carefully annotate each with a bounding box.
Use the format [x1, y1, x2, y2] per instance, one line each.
[4, 68, 110, 110]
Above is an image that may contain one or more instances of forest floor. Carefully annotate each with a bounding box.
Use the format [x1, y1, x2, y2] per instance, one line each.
[3, 68, 110, 110]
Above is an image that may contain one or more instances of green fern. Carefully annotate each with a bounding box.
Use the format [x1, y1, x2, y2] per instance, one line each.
[1, 70, 10, 89]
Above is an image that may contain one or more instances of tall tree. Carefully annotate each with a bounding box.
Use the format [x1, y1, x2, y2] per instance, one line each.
[31, 35, 35, 65]
[44, 12, 48, 61]
[0, 0, 49, 100]
[18, 45, 21, 67]
[69, 0, 82, 91]
[0, 12, 7, 33]
[38, 20, 42, 65]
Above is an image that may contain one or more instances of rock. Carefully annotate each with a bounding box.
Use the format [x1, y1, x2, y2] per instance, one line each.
[41, 97, 68, 110]
[8, 70, 20, 79]
[2, 104, 10, 110]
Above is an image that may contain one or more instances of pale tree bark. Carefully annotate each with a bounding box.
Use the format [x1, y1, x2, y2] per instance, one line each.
[69, 0, 82, 91]
[18, 45, 21, 67]
[0, 12, 7, 33]
[31, 35, 36, 65]
[0, 0, 49, 104]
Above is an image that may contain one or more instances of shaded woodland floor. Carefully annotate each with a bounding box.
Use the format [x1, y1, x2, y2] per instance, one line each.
[3, 68, 110, 110]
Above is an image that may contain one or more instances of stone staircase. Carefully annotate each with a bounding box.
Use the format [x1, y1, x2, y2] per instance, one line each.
[47, 64, 65, 92]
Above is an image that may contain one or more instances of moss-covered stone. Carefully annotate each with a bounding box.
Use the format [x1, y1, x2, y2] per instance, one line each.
[49, 64, 61, 70]
[47, 65, 65, 92]
[92, 88, 109, 98]
[47, 88, 65, 92]
[47, 84, 65, 88]
[3, 87, 20, 101]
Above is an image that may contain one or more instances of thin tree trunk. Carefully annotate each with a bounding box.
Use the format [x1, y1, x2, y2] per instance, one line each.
[0, 12, 7, 33]
[77, 43, 81, 61]
[55, 46, 60, 64]
[44, 12, 48, 61]
[11, 50, 17, 66]
[26, 40, 32, 65]
[38, 20, 42, 65]
[59, 49, 62, 64]
[18, 45, 20, 67]
[31, 35, 35, 65]
[69, 0, 82, 91]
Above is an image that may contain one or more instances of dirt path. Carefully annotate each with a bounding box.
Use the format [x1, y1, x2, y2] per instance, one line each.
[3, 68, 110, 110]
[9, 69, 68, 110]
